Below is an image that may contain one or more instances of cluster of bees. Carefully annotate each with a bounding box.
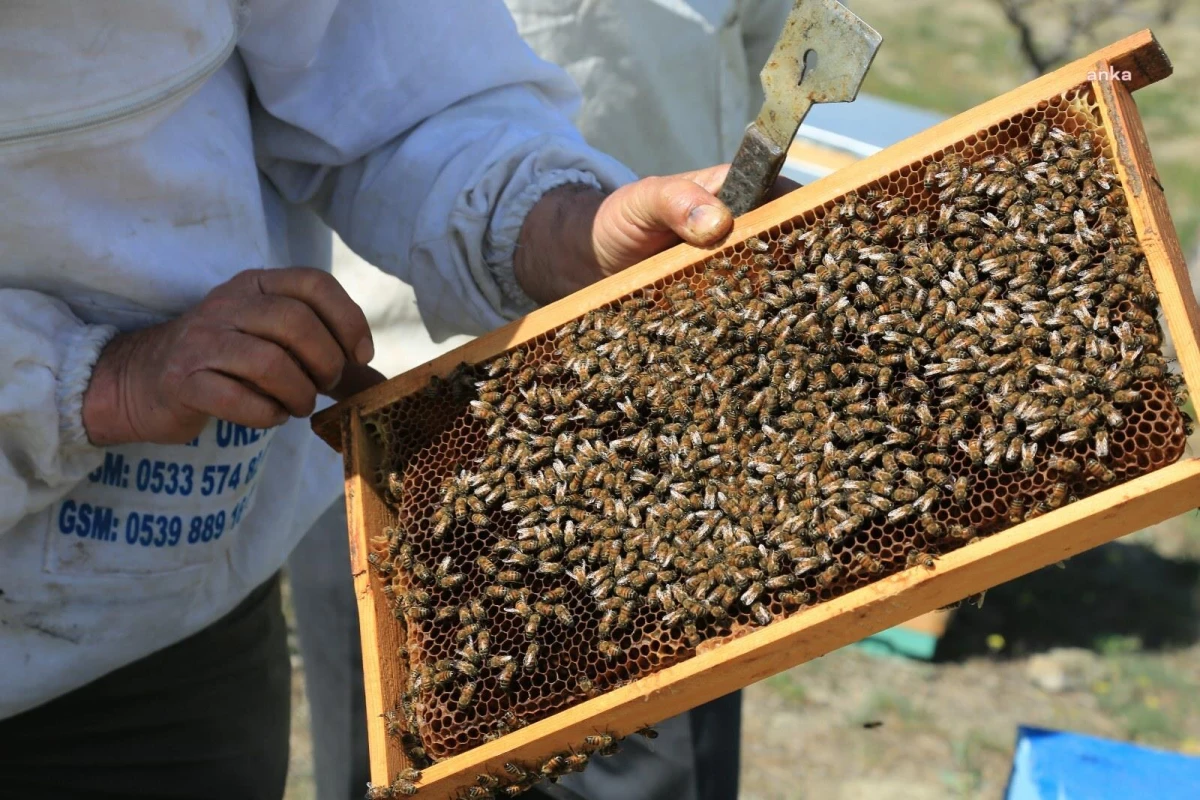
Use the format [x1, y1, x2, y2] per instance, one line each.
[367, 732, 630, 799]
[366, 113, 1186, 796]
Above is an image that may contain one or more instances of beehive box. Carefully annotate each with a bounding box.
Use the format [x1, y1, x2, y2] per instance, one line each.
[313, 30, 1200, 800]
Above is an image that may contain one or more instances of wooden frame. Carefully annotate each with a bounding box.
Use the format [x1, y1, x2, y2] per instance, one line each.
[343, 406, 411, 781]
[313, 30, 1197, 799]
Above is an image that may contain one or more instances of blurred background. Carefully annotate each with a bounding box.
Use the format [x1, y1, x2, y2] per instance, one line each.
[284, 1, 1200, 797]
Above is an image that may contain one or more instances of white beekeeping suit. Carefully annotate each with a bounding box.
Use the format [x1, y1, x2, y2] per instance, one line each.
[0, 0, 639, 723]
[327, 0, 792, 378]
[289, 2, 792, 799]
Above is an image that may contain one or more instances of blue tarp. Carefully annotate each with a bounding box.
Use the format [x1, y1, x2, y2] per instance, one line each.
[1006, 726, 1200, 800]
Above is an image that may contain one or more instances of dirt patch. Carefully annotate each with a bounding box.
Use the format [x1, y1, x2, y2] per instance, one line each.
[739, 522, 1200, 800]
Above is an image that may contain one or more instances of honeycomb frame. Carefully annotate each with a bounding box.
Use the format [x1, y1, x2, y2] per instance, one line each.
[314, 31, 1200, 800]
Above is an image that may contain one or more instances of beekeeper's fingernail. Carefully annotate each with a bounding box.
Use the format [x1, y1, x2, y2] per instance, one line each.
[687, 204, 729, 240]
[356, 337, 375, 365]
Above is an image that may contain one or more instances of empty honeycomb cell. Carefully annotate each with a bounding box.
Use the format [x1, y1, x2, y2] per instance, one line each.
[359, 83, 1192, 770]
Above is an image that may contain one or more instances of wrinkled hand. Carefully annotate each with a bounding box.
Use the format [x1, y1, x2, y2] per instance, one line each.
[590, 164, 736, 278]
[515, 166, 801, 305]
[82, 268, 385, 447]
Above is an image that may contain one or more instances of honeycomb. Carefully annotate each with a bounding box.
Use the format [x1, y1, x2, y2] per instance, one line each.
[359, 84, 1191, 782]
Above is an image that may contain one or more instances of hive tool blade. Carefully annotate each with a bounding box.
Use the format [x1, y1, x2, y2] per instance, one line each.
[717, 0, 882, 217]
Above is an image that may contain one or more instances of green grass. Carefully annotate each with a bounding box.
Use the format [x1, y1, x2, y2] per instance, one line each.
[1182, 398, 1197, 427]
[1094, 634, 1143, 657]
[852, 689, 933, 729]
[1089, 642, 1199, 747]
[1156, 160, 1200, 256]
[942, 729, 1012, 798]
[858, 18, 1020, 117]
[767, 672, 809, 706]
[1136, 83, 1195, 133]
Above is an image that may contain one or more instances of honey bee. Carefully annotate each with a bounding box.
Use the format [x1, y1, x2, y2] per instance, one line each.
[598, 640, 624, 661]
[1058, 427, 1089, 445]
[911, 514, 941, 540]
[902, 375, 930, 395]
[540, 753, 570, 778]
[877, 196, 908, 219]
[545, 603, 573, 627]
[492, 659, 517, 693]
[942, 474, 968, 506]
[906, 549, 936, 570]
[455, 620, 483, 643]
[504, 761, 531, 781]
[739, 580, 765, 607]
[908, 402, 935, 428]
[958, 439, 984, 466]
[436, 564, 466, 592]
[853, 550, 884, 575]
[383, 709, 406, 738]
[1084, 458, 1116, 483]
[585, 732, 618, 754]
[519, 641, 540, 671]
[1135, 363, 1165, 380]
[475, 773, 502, 790]
[391, 778, 419, 797]
[504, 550, 535, 569]
[366, 552, 393, 578]
[558, 751, 591, 773]
[746, 236, 770, 253]
[815, 563, 842, 588]
[456, 681, 478, 711]
[777, 589, 812, 609]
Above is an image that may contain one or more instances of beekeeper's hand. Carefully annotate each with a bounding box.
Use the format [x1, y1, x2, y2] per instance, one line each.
[82, 268, 383, 446]
[514, 166, 801, 304]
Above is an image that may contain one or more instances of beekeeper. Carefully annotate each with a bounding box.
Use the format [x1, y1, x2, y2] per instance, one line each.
[289, 2, 793, 799]
[0, 2, 739, 796]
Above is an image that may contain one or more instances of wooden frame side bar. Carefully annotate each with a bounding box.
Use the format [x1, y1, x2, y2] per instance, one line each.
[313, 30, 1170, 450]
[343, 408, 410, 786]
[410, 459, 1200, 799]
[1092, 61, 1200, 398]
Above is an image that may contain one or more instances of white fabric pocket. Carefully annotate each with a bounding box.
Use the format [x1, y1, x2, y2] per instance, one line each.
[44, 418, 276, 579]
